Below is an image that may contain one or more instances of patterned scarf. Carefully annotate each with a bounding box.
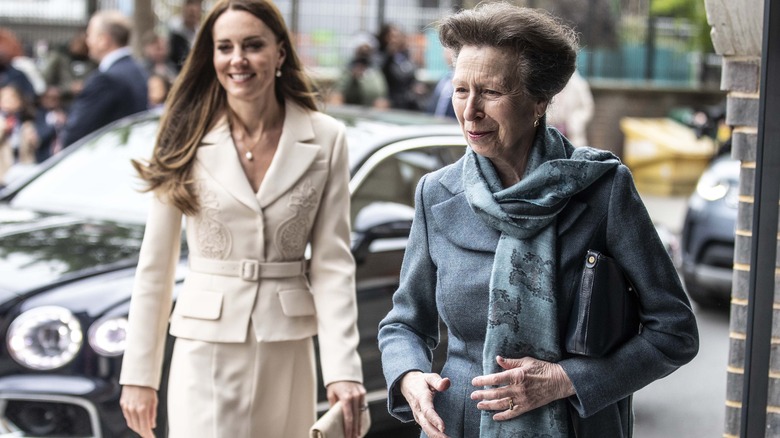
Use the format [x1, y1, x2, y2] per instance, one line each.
[463, 124, 619, 437]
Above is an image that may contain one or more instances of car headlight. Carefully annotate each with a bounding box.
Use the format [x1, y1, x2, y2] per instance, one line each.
[695, 172, 731, 201]
[7, 306, 83, 370]
[88, 315, 127, 357]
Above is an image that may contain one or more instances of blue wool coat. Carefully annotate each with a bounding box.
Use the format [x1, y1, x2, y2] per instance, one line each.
[378, 152, 699, 437]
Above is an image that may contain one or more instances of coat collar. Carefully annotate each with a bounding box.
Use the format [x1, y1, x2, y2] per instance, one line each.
[196, 101, 321, 212]
[430, 157, 588, 252]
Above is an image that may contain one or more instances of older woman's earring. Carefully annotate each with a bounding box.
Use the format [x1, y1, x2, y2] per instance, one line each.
[534, 115, 540, 128]
[275, 69, 282, 78]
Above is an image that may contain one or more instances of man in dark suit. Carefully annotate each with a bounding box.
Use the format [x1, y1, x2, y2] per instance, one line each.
[61, 10, 148, 148]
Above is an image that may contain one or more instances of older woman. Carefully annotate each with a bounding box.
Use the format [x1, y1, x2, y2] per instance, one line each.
[377, 4, 699, 437]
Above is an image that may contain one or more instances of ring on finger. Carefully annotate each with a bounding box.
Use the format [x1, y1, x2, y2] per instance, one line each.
[507, 398, 515, 411]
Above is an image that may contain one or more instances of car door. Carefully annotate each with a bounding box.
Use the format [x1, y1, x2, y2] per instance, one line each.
[345, 137, 465, 414]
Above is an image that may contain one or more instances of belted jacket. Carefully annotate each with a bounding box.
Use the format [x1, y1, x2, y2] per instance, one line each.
[120, 102, 363, 390]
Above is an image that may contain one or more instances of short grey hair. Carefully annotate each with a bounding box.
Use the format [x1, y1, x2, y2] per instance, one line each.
[438, 2, 579, 103]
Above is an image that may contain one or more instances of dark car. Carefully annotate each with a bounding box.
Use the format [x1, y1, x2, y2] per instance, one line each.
[681, 153, 739, 307]
[0, 106, 466, 437]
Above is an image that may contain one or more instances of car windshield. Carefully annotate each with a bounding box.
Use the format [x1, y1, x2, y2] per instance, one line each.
[10, 118, 159, 224]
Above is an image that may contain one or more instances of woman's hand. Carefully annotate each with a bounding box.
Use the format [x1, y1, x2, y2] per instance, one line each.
[399, 371, 451, 437]
[471, 356, 575, 421]
[326, 380, 367, 438]
[119, 385, 158, 438]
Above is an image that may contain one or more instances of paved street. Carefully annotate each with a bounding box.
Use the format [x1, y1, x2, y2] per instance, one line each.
[634, 193, 731, 438]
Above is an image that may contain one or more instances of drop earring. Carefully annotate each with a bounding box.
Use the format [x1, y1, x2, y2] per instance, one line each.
[534, 115, 540, 128]
[275, 69, 282, 78]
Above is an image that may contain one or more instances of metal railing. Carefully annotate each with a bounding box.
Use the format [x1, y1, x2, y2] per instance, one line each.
[0, 0, 719, 89]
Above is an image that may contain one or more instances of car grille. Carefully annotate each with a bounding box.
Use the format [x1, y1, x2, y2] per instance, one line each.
[700, 242, 735, 269]
[2, 399, 96, 437]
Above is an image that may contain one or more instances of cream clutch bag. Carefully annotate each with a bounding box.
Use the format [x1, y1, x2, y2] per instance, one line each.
[309, 400, 371, 438]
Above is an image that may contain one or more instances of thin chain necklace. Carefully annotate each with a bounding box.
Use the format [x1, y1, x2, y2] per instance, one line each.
[228, 110, 283, 162]
[229, 112, 263, 161]
[235, 131, 260, 161]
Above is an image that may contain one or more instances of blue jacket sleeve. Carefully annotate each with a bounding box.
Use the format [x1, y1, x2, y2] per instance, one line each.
[61, 74, 115, 146]
[377, 173, 442, 422]
[560, 165, 699, 417]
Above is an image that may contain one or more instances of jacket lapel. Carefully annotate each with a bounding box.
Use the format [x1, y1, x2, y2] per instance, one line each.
[197, 117, 261, 213]
[557, 198, 588, 237]
[431, 163, 500, 253]
[430, 161, 590, 251]
[257, 102, 321, 208]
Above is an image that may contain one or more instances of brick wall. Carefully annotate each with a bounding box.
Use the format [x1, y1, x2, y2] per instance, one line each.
[703, 0, 765, 436]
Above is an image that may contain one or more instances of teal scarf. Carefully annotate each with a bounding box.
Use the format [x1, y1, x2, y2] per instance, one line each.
[463, 125, 619, 437]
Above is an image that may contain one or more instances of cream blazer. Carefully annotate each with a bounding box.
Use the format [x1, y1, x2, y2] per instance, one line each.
[120, 102, 362, 391]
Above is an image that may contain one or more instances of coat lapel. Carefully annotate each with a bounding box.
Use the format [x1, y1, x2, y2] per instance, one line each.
[557, 198, 588, 237]
[257, 102, 321, 208]
[197, 117, 261, 213]
[431, 163, 500, 253]
[430, 161, 590, 251]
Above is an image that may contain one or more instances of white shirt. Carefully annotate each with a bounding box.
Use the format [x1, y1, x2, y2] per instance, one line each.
[99, 47, 132, 72]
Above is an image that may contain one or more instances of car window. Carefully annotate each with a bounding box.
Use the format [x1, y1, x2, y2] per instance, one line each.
[10, 119, 158, 224]
[350, 145, 465, 225]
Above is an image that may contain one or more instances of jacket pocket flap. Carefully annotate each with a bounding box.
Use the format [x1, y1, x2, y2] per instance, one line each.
[176, 290, 223, 320]
[278, 289, 316, 317]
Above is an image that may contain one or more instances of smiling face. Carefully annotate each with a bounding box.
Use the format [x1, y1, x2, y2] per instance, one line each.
[212, 9, 286, 107]
[451, 45, 547, 173]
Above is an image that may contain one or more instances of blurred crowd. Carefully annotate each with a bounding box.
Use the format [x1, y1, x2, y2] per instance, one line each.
[326, 23, 441, 115]
[0, 0, 594, 187]
[0, 0, 202, 186]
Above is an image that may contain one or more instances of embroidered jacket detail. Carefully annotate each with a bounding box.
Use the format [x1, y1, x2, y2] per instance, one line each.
[276, 179, 318, 259]
[196, 182, 232, 259]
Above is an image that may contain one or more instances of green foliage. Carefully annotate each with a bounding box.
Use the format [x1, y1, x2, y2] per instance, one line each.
[650, 0, 714, 52]
[651, 0, 703, 18]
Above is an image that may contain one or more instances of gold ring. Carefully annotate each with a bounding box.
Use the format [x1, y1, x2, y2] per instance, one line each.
[508, 398, 515, 411]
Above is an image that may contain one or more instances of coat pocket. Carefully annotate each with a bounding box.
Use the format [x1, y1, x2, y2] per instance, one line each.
[278, 289, 316, 317]
[175, 290, 224, 320]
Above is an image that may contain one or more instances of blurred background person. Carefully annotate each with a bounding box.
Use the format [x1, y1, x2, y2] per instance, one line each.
[328, 32, 388, 108]
[141, 30, 178, 83]
[33, 85, 67, 161]
[146, 73, 171, 109]
[425, 47, 455, 119]
[11, 41, 46, 97]
[546, 69, 594, 146]
[41, 30, 97, 108]
[60, 10, 148, 148]
[377, 23, 426, 111]
[0, 29, 36, 101]
[0, 84, 39, 185]
[168, 0, 202, 72]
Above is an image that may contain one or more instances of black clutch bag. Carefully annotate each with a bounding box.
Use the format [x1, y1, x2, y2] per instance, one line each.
[565, 250, 641, 357]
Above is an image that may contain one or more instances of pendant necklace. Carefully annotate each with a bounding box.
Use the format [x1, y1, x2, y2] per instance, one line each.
[232, 122, 261, 162]
[229, 111, 282, 162]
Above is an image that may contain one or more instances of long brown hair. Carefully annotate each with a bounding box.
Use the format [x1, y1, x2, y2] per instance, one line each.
[133, 0, 318, 215]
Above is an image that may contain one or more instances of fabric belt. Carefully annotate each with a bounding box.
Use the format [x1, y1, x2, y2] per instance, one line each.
[188, 256, 307, 281]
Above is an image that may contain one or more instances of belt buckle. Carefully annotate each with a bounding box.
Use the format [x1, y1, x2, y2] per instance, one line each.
[240, 259, 259, 281]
